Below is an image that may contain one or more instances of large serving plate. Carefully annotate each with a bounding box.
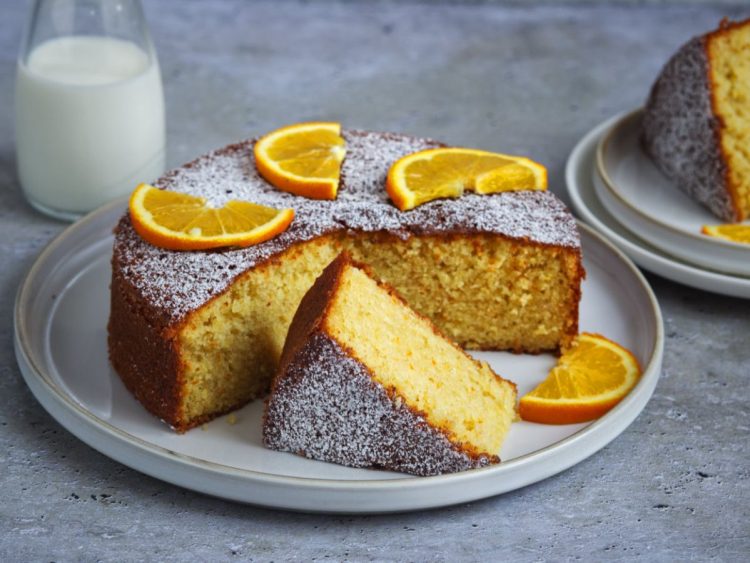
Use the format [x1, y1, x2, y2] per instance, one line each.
[14, 198, 663, 513]
[594, 109, 750, 277]
[568, 112, 750, 299]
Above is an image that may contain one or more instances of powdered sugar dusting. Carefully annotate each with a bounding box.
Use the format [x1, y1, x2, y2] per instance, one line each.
[263, 333, 496, 476]
[339, 130, 439, 202]
[113, 130, 580, 323]
[642, 35, 735, 221]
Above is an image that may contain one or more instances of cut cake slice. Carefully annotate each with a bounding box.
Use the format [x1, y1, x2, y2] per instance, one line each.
[263, 253, 517, 476]
[642, 17, 750, 221]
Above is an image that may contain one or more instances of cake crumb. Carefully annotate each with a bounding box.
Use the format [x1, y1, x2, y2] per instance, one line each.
[227, 414, 238, 425]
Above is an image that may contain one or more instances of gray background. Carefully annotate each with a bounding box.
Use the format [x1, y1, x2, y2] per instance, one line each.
[2, 1, 749, 561]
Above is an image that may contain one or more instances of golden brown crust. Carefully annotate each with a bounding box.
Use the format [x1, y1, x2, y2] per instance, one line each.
[108, 257, 185, 430]
[109, 229, 324, 432]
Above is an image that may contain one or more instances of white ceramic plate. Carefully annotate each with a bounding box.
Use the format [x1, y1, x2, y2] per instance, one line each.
[567, 113, 750, 299]
[14, 198, 663, 513]
[594, 109, 750, 277]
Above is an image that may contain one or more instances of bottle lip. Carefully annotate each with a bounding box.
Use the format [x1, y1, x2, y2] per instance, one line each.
[18, 0, 159, 70]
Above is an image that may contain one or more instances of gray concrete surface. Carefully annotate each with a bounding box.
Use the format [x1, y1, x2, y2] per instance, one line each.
[2, 1, 749, 561]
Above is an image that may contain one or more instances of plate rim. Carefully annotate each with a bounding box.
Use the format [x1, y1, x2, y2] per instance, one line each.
[13, 198, 664, 510]
[567, 111, 750, 299]
[595, 108, 750, 252]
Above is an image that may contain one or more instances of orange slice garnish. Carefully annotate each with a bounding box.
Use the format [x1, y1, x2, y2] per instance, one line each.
[254, 122, 346, 200]
[519, 333, 642, 425]
[128, 183, 294, 251]
[386, 148, 547, 211]
[701, 224, 750, 244]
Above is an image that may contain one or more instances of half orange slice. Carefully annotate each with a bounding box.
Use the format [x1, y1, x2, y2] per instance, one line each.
[701, 224, 750, 244]
[129, 184, 294, 251]
[254, 122, 346, 200]
[519, 333, 642, 425]
[386, 148, 547, 211]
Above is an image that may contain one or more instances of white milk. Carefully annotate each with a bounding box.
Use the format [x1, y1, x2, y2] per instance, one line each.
[16, 35, 165, 216]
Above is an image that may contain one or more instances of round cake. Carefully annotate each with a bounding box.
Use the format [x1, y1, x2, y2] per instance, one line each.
[109, 129, 584, 431]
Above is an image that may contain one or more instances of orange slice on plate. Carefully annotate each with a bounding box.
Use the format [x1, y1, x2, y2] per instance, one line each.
[386, 147, 547, 211]
[129, 183, 294, 251]
[519, 333, 642, 425]
[254, 122, 346, 200]
[701, 224, 750, 244]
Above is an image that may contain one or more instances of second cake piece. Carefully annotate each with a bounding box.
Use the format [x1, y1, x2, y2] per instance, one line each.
[263, 253, 517, 476]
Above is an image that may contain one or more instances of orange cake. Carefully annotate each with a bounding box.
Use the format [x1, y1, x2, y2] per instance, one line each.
[108, 130, 584, 432]
[642, 18, 750, 222]
[263, 253, 517, 476]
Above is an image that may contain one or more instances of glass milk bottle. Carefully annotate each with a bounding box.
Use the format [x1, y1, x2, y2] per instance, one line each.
[15, 0, 165, 221]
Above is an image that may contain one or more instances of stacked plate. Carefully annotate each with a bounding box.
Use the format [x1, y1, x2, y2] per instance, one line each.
[566, 109, 750, 299]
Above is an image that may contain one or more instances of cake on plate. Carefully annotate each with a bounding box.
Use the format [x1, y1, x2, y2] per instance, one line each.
[263, 253, 517, 476]
[642, 17, 750, 222]
[108, 130, 583, 432]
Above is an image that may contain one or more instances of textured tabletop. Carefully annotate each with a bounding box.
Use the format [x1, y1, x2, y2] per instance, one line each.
[1, 1, 749, 561]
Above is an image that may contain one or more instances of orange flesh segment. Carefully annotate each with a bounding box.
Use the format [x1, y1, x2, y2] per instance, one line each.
[386, 148, 547, 211]
[254, 122, 346, 200]
[129, 184, 294, 251]
[702, 223, 750, 243]
[519, 333, 642, 425]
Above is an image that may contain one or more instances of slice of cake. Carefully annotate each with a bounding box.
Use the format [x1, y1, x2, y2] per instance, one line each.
[263, 253, 517, 476]
[109, 130, 583, 432]
[642, 17, 750, 222]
